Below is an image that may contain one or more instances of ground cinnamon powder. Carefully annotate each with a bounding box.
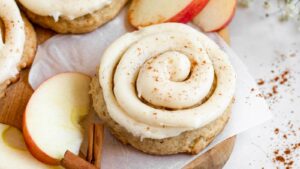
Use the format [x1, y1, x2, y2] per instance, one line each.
[253, 50, 298, 168]
[284, 149, 291, 155]
[257, 79, 265, 85]
[271, 122, 299, 169]
[256, 70, 290, 100]
[275, 156, 285, 163]
[274, 128, 279, 134]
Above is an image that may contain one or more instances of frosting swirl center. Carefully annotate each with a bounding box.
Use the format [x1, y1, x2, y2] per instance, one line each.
[135, 45, 214, 110]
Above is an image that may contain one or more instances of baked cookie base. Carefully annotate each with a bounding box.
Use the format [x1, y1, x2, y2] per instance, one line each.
[90, 76, 232, 155]
[20, 0, 128, 34]
[0, 14, 37, 98]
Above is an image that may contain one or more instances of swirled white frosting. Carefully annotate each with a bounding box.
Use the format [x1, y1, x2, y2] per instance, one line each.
[99, 23, 236, 139]
[19, 0, 112, 21]
[0, 0, 25, 84]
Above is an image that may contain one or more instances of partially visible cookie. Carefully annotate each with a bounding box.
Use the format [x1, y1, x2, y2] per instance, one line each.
[19, 0, 128, 34]
[90, 76, 231, 155]
[0, 15, 37, 99]
[19, 14, 37, 69]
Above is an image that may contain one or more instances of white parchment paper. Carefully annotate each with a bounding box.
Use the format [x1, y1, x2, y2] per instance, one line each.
[28, 9, 272, 169]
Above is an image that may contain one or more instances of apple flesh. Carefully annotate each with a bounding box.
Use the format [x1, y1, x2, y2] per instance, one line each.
[129, 0, 209, 28]
[218, 27, 230, 44]
[192, 0, 237, 32]
[23, 73, 91, 165]
[0, 124, 62, 169]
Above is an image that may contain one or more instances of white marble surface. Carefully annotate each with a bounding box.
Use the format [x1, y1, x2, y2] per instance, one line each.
[225, 1, 300, 169]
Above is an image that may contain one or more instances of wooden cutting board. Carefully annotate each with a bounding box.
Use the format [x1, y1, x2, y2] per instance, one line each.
[0, 26, 235, 169]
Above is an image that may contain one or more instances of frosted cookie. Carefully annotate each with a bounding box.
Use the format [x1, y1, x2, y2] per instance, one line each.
[19, 0, 128, 34]
[0, 0, 37, 98]
[91, 23, 236, 154]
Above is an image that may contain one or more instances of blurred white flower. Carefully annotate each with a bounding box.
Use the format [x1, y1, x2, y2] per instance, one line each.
[238, 0, 300, 30]
[238, 0, 253, 8]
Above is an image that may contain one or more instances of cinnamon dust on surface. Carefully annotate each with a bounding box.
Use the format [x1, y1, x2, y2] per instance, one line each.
[271, 121, 300, 169]
[255, 70, 290, 100]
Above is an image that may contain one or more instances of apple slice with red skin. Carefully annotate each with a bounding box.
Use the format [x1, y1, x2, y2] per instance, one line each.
[23, 73, 91, 165]
[193, 0, 237, 32]
[129, 0, 209, 28]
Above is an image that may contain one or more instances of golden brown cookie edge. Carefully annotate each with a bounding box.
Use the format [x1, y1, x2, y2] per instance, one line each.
[90, 76, 232, 155]
[19, 0, 128, 34]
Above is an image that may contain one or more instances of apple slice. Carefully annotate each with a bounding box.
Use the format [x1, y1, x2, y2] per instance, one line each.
[218, 27, 230, 44]
[129, 0, 209, 28]
[0, 124, 62, 169]
[23, 73, 91, 165]
[192, 0, 237, 32]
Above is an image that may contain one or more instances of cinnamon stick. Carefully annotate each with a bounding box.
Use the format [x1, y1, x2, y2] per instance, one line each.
[87, 124, 95, 163]
[93, 124, 104, 169]
[61, 150, 97, 169]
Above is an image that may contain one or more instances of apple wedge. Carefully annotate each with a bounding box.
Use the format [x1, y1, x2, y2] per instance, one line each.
[193, 0, 237, 32]
[23, 73, 91, 165]
[0, 124, 62, 169]
[218, 27, 230, 44]
[129, 0, 209, 28]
